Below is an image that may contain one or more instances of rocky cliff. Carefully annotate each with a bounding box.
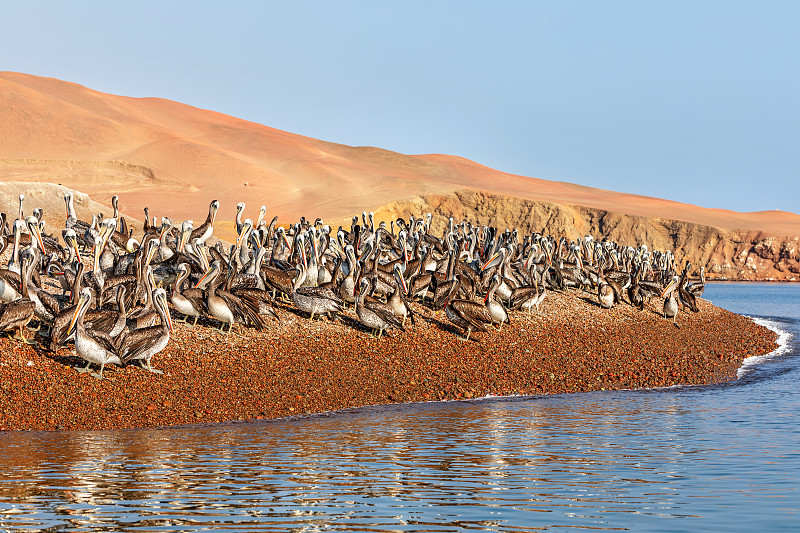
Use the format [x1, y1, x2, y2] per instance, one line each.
[362, 190, 800, 281]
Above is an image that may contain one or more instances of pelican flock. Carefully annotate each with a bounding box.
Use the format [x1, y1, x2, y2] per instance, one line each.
[0, 192, 705, 379]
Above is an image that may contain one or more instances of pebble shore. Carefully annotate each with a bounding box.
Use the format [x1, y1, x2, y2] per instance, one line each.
[0, 291, 777, 432]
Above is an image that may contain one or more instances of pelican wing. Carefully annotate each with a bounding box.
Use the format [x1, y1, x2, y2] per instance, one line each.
[217, 288, 265, 330]
[261, 266, 295, 294]
[638, 280, 663, 299]
[510, 285, 539, 307]
[181, 288, 208, 314]
[296, 286, 343, 305]
[364, 301, 405, 330]
[89, 328, 120, 355]
[233, 288, 278, 319]
[85, 309, 122, 334]
[102, 274, 137, 297]
[449, 299, 491, 332]
[0, 269, 22, 289]
[118, 326, 163, 363]
[0, 299, 35, 330]
[229, 273, 259, 290]
[34, 286, 64, 317]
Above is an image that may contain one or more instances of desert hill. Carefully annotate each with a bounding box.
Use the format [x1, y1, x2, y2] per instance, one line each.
[1, 71, 799, 279]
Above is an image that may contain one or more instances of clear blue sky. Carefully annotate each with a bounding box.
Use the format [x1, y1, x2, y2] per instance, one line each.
[2, 1, 798, 213]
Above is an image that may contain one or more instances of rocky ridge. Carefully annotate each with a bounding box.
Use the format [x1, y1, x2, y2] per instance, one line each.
[359, 190, 800, 281]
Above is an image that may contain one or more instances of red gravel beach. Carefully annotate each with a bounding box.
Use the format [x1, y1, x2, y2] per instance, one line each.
[0, 289, 777, 432]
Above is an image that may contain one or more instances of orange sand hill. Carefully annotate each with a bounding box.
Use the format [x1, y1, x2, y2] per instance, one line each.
[2, 71, 800, 242]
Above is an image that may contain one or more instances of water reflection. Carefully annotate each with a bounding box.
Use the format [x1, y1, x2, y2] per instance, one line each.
[1, 285, 798, 531]
[0, 379, 795, 532]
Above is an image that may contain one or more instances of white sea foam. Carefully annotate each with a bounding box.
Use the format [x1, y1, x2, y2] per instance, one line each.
[738, 317, 793, 379]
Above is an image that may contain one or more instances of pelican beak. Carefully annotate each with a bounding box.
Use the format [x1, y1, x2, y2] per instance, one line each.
[100, 222, 112, 250]
[71, 238, 83, 265]
[396, 269, 408, 296]
[92, 239, 102, 269]
[198, 245, 209, 271]
[660, 280, 676, 298]
[162, 295, 174, 333]
[194, 267, 213, 289]
[33, 224, 46, 254]
[178, 229, 188, 254]
[145, 240, 159, 266]
[68, 293, 88, 334]
[328, 238, 342, 258]
[480, 252, 500, 272]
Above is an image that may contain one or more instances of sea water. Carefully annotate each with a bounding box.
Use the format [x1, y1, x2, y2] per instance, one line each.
[0, 283, 797, 531]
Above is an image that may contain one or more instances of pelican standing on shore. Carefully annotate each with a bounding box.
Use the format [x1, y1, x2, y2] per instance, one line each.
[118, 287, 173, 373]
[69, 287, 123, 379]
[661, 275, 680, 325]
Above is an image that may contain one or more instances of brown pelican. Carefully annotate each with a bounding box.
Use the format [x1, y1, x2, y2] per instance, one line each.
[430, 251, 457, 308]
[170, 263, 206, 325]
[597, 269, 617, 309]
[235, 202, 246, 234]
[687, 266, 705, 299]
[292, 264, 342, 320]
[195, 262, 264, 333]
[443, 275, 494, 341]
[485, 274, 511, 330]
[107, 195, 130, 249]
[338, 245, 358, 307]
[156, 217, 177, 261]
[21, 249, 63, 330]
[406, 247, 434, 300]
[68, 287, 123, 379]
[510, 282, 544, 314]
[300, 231, 320, 287]
[480, 248, 513, 303]
[51, 277, 128, 352]
[226, 260, 278, 320]
[81, 233, 107, 296]
[6, 219, 25, 276]
[261, 227, 297, 300]
[118, 287, 173, 373]
[677, 262, 699, 313]
[357, 242, 395, 297]
[627, 265, 645, 311]
[661, 275, 680, 325]
[0, 256, 36, 344]
[0, 259, 22, 304]
[190, 199, 220, 245]
[127, 268, 161, 330]
[355, 278, 404, 338]
[387, 264, 415, 327]
[64, 191, 91, 236]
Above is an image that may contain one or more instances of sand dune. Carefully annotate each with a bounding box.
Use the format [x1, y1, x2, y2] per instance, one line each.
[2, 70, 799, 242]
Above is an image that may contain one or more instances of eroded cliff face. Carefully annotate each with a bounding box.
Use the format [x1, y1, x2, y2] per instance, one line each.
[364, 190, 800, 281]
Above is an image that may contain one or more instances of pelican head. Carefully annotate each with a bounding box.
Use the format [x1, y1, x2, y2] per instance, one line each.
[661, 275, 680, 298]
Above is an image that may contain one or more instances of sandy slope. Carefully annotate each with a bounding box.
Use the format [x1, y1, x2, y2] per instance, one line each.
[2, 71, 799, 241]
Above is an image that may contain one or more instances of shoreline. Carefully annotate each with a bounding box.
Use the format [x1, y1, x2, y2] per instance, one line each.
[0, 290, 777, 432]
